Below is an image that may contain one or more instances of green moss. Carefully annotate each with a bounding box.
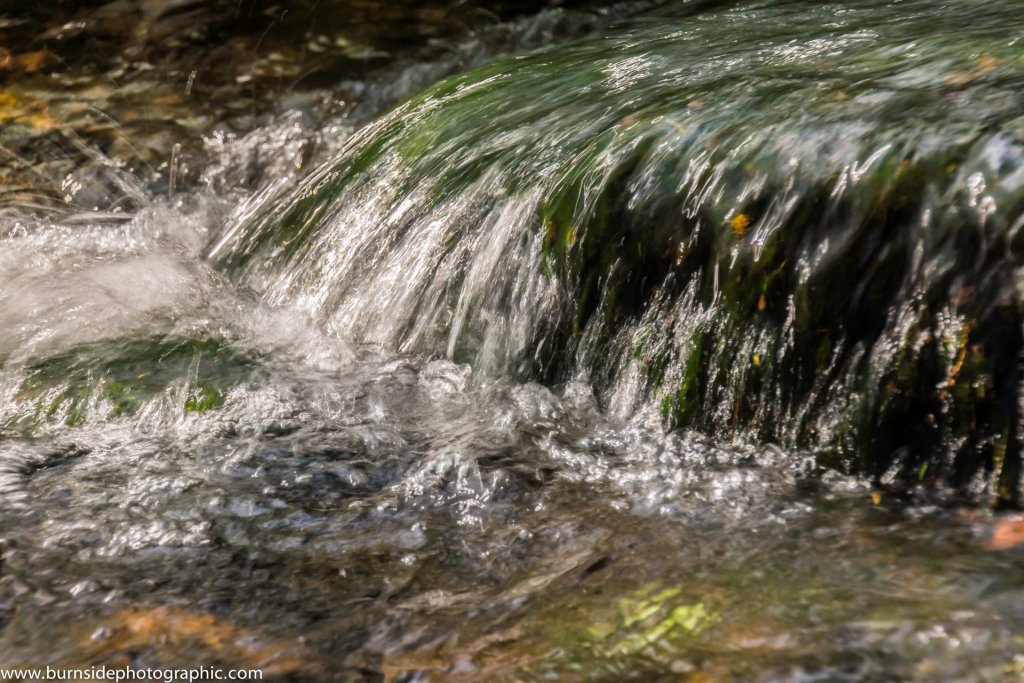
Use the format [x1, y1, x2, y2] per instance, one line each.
[184, 383, 225, 414]
[7, 335, 260, 432]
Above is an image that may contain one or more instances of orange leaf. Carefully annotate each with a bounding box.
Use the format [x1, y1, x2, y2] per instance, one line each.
[16, 50, 50, 73]
[730, 213, 751, 238]
[986, 516, 1024, 550]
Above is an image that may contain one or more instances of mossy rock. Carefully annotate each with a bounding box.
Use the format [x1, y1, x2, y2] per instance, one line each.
[7, 336, 261, 432]
[219, 0, 1024, 503]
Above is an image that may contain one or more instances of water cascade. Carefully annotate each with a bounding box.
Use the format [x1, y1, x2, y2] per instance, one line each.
[210, 0, 1024, 503]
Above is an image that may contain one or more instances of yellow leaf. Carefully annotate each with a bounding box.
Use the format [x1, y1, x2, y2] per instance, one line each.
[28, 111, 60, 132]
[730, 213, 750, 238]
[977, 55, 1003, 72]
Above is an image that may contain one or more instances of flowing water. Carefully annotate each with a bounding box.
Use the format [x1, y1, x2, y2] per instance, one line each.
[2, 0, 1024, 680]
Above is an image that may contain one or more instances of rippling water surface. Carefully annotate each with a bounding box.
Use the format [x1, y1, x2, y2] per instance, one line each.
[2, 0, 1024, 680]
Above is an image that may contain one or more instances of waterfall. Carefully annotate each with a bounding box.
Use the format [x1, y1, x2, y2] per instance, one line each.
[207, 0, 1024, 501]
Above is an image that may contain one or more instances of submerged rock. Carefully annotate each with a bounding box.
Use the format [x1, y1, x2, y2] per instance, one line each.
[4, 336, 262, 435]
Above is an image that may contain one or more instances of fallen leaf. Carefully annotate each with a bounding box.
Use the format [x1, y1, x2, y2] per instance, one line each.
[16, 50, 51, 73]
[83, 606, 324, 675]
[977, 55, 1003, 72]
[946, 324, 972, 388]
[730, 213, 750, 238]
[27, 111, 60, 132]
[986, 515, 1024, 550]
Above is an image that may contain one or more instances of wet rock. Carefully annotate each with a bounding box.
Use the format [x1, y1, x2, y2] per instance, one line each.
[225, 0, 1024, 503]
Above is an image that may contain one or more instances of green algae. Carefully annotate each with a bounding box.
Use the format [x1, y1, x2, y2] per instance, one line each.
[7, 336, 260, 432]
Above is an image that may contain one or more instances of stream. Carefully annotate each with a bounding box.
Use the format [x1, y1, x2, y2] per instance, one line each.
[2, 0, 1024, 680]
